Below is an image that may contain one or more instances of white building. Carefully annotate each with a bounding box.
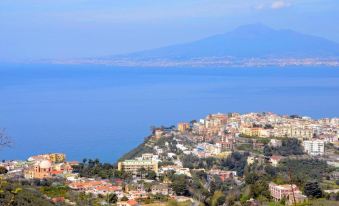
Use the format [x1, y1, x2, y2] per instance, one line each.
[303, 140, 325, 156]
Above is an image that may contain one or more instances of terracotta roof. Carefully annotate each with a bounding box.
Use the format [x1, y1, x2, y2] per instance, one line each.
[127, 199, 138, 206]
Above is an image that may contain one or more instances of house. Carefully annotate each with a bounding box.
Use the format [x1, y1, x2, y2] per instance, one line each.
[68, 179, 122, 196]
[209, 169, 236, 181]
[117, 199, 139, 206]
[51, 197, 65, 204]
[269, 139, 282, 147]
[151, 184, 171, 195]
[269, 182, 307, 205]
[270, 155, 284, 167]
[93, 185, 123, 196]
[288, 193, 307, 205]
[215, 141, 233, 151]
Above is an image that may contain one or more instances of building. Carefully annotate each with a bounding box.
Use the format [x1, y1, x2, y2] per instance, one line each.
[151, 184, 171, 195]
[269, 139, 282, 147]
[216, 141, 233, 151]
[178, 122, 190, 133]
[276, 127, 313, 140]
[209, 169, 236, 181]
[247, 156, 255, 165]
[24, 160, 52, 179]
[270, 155, 284, 167]
[118, 160, 158, 174]
[24, 160, 73, 179]
[117, 199, 139, 206]
[154, 129, 163, 139]
[240, 127, 268, 137]
[28, 153, 66, 163]
[269, 182, 307, 205]
[303, 140, 325, 156]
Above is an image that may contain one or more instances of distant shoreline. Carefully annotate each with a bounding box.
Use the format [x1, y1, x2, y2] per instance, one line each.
[36, 57, 339, 68]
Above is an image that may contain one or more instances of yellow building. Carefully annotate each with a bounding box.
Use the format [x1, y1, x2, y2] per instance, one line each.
[49, 153, 66, 163]
[118, 160, 158, 174]
[28, 153, 66, 163]
[240, 127, 266, 137]
[177, 122, 190, 133]
[215, 151, 232, 159]
[276, 127, 313, 140]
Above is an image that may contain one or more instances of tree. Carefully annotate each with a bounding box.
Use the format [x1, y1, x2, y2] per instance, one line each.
[221, 152, 249, 176]
[210, 191, 225, 206]
[121, 196, 128, 201]
[0, 167, 8, 174]
[107, 193, 118, 203]
[263, 145, 272, 157]
[268, 138, 304, 156]
[146, 170, 157, 180]
[304, 181, 323, 198]
[245, 173, 259, 185]
[171, 175, 189, 196]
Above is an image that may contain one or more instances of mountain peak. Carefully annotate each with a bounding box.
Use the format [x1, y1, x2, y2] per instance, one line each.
[232, 23, 276, 34]
[111, 24, 339, 60]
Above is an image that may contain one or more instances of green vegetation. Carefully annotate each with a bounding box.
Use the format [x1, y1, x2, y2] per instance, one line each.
[278, 159, 334, 186]
[0, 166, 8, 174]
[137, 167, 157, 180]
[0, 179, 54, 206]
[304, 181, 323, 198]
[73, 158, 127, 179]
[171, 175, 190, 196]
[166, 200, 194, 206]
[210, 191, 225, 206]
[40, 185, 69, 198]
[181, 152, 249, 177]
[264, 138, 304, 156]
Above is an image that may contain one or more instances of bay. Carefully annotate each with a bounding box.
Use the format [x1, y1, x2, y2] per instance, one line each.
[0, 64, 338, 162]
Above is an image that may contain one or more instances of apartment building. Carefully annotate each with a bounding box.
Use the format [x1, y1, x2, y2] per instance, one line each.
[118, 160, 158, 174]
[303, 139, 325, 156]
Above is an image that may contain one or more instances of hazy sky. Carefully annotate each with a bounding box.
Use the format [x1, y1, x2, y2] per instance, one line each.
[1, 0, 339, 61]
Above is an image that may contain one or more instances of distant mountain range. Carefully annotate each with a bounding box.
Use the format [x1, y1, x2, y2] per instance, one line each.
[53, 24, 339, 67]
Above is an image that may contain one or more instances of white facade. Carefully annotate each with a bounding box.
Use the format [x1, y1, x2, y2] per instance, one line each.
[303, 140, 325, 156]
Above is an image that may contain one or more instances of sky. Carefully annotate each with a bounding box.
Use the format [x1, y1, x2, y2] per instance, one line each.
[1, 0, 339, 62]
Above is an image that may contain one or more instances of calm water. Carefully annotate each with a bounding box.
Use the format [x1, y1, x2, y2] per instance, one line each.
[0, 64, 339, 163]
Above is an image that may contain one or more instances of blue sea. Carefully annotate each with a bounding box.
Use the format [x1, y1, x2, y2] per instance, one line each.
[0, 64, 339, 163]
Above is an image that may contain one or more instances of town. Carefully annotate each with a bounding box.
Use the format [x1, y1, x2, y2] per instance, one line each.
[0, 112, 338, 206]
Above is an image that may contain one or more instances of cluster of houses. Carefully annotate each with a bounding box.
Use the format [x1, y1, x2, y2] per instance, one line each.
[177, 112, 338, 160]
[1, 112, 338, 205]
[68, 179, 123, 197]
[145, 112, 338, 205]
[1, 153, 77, 179]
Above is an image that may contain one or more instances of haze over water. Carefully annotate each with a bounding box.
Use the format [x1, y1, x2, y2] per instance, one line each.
[1, 64, 339, 162]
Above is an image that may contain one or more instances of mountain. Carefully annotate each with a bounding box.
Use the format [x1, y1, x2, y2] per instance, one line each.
[113, 24, 339, 60]
[53, 24, 339, 67]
